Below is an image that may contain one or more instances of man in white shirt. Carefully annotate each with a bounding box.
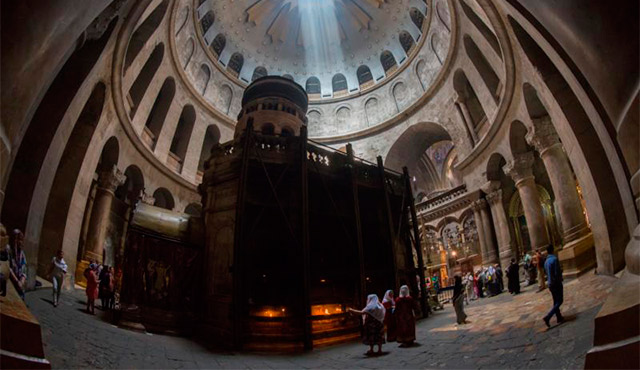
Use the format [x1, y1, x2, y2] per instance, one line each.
[48, 250, 67, 307]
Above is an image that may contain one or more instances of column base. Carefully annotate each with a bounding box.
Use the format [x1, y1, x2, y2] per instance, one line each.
[558, 232, 595, 280]
[75, 260, 90, 288]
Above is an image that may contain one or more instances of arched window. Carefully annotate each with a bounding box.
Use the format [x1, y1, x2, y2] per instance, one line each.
[463, 35, 500, 102]
[282, 74, 294, 80]
[380, 50, 397, 74]
[453, 69, 486, 130]
[332, 73, 348, 96]
[211, 33, 226, 58]
[227, 52, 244, 77]
[261, 123, 275, 135]
[153, 188, 175, 210]
[143, 77, 175, 146]
[125, 0, 169, 72]
[306, 77, 321, 96]
[460, 1, 501, 59]
[399, 31, 415, 54]
[280, 127, 294, 137]
[252, 66, 267, 81]
[357, 65, 373, 88]
[169, 105, 196, 166]
[129, 43, 164, 116]
[410, 7, 425, 31]
[200, 10, 214, 35]
[198, 124, 221, 172]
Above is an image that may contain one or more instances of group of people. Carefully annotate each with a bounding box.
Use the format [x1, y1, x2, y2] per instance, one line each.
[460, 264, 505, 301]
[83, 262, 115, 314]
[347, 285, 418, 356]
[523, 250, 547, 291]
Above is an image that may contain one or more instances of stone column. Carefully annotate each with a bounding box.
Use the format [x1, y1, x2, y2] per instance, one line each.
[526, 117, 591, 244]
[503, 152, 550, 251]
[83, 165, 126, 263]
[455, 94, 479, 144]
[526, 117, 595, 278]
[486, 188, 513, 267]
[471, 199, 498, 265]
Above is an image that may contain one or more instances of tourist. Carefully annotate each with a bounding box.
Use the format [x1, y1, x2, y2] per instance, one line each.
[534, 250, 547, 291]
[348, 294, 386, 356]
[506, 258, 520, 294]
[395, 285, 417, 347]
[452, 275, 468, 325]
[476, 270, 484, 298]
[99, 265, 114, 310]
[431, 273, 440, 292]
[6, 229, 27, 299]
[495, 264, 504, 293]
[523, 252, 533, 285]
[465, 272, 475, 300]
[84, 263, 99, 314]
[486, 265, 496, 296]
[382, 289, 397, 342]
[543, 245, 564, 327]
[47, 250, 67, 307]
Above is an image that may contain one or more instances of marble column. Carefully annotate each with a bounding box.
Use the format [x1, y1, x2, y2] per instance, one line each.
[486, 188, 513, 267]
[471, 199, 498, 265]
[83, 165, 126, 263]
[503, 152, 550, 251]
[526, 117, 590, 244]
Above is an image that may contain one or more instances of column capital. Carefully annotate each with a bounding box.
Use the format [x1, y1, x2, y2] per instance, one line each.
[139, 189, 155, 205]
[98, 165, 126, 192]
[486, 189, 503, 205]
[470, 198, 487, 211]
[525, 117, 561, 155]
[503, 152, 535, 185]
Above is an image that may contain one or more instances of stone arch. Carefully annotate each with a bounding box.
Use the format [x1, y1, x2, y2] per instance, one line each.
[459, 0, 501, 59]
[385, 122, 452, 173]
[144, 77, 175, 146]
[380, 50, 397, 74]
[129, 43, 164, 117]
[430, 34, 444, 65]
[198, 124, 221, 172]
[306, 77, 321, 97]
[218, 85, 233, 114]
[509, 120, 532, 156]
[336, 106, 351, 127]
[453, 69, 486, 130]
[252, 66, 268, 81]
[392, 81, 408, 112]
[261, 122, 275, 135]
[153, 188, 175, 210]
[183, 37, 195, 69]
[170, 105, 196, 166]
[197, 64, 211, 94]
[175, 5, 190, 35]
[124, 0, 169, 72]
[185, 203, 202, 216]
[115, 165, 145, 204]
[99, 137, 120, 172]
[332, 73, 348, 95]
[415, 59, 427, 91]
[357, 65, 373, 89]
[435, 1, 451, 33]
[282, 74, 294, 81]
[1, 18, 117, 232]
[486, 152, 507, 182]
[410, 7, 425, 31]
[399, 31, 415, 54]
[211, 33, 226, 58]
[364, 97, 380, 126]
[227, 52, 244, 77]
[463, 34, 501, 102]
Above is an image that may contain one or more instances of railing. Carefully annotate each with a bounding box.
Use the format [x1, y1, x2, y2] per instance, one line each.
[415, 184, 467, 214]
[437, 286, 455, 304]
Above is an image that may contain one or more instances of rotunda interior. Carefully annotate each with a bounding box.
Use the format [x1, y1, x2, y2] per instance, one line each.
[0, 0, 638, 368]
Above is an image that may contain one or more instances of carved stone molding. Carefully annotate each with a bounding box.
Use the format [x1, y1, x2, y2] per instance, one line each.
[97, 165, 126, 193]
[503, 152, 535, 185]
[526, 116, 561, 156]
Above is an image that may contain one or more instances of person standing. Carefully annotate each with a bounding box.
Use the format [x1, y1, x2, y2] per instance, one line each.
[452, 275, 468, 325]
[543, 245, 564, 327]
[47, 250, 67, 307]
[395, 285, 418, 347]
[495, 264, 504, 293]
[476, 270, 484, 298]
[99, 265, 114, 310]
[6, 229, 27, 299]
[465, 272, 475, 301]
[85, 263, 99, 314]
[534, 250, 546, 291]
[382, 290, 397, 342]
[348, 294, 386, 356]
[506, 258, 520, 294]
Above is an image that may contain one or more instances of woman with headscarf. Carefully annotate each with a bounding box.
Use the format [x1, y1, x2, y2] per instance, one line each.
[506, 258, 521, 294]
[452, 275, 468, 325]
[348, 294, 386, 356]
[395, 285, 417, 347]
[382, 290, 396, 342]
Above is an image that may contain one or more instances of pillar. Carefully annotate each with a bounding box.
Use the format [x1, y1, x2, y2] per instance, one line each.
[527, 117, 595, 277]
[503, 152, 550, 251]
[486, 188, 513, 267]
[455, 94, 479, 144]
[471, 198, 497, 265]
[83, 165, 126, 263]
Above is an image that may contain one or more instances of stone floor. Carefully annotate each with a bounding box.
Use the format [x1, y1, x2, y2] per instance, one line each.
[25, 271, 616, 369]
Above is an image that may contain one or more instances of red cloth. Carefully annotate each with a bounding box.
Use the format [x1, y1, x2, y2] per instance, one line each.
[395, 296, 416, 343]
[85, 270, 99, 300]
[382, 301, 397, 342]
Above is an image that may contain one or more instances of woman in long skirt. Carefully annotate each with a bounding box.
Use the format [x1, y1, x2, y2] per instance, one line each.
[349, 294, 386, 356]
[453, 275, 468, 325]
[395, 285, 417, 347]
[382, 290, 397, 342]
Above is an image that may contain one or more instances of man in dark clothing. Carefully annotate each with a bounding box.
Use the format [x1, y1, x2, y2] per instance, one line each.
[542, 245, 564, 327]
[506, 258, 520, 294]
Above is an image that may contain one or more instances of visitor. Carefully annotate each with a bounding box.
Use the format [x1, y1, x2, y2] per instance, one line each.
[476, 270, 484, 298]
[348, 294, 385, 356]
[99, 265, 114, 310]
[431, 273, 439, 292]
[47, 250, 67, 307]
[542, 245, 564, 327]
[523, 252, 533, 285]
[6, 229, 27, 299]
[452, 275, 468, 325]
[84, 263, 99, 314]
[395, 285, 417, 347]
[382, 289, 396, 342]
[534, 250, 546, 291]
[495, 264, 504, 293]
[486, 265, 496, 296]
[465, 272, 475, 300]
[506, 258, 520, 294]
